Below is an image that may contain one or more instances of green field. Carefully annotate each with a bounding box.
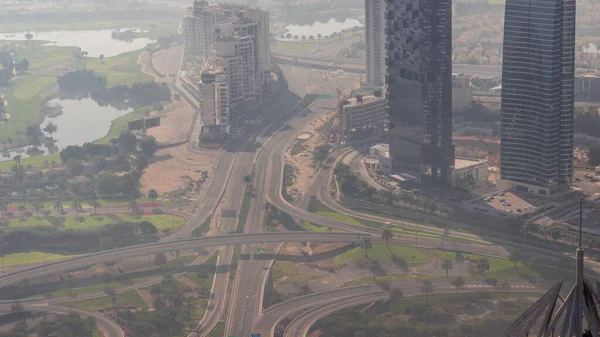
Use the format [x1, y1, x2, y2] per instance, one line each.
[272, 259, 318, 285]
[0, 213, 185, 231]
[0, 153, 61, 171]
[70, 290, 148, 311]
[315, 211, 363, 225]
[1, 251, 71, 267]
[84, 49, 153, 87]
[93, 106, 152, 144]
[343, 273, 440, 286]
[335, 244, 429, 266]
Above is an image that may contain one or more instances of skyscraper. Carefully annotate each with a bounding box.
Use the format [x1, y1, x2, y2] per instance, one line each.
[365, 0, 386, 88]
[499, 0, 576, 195]
[386, 0, 454, 185]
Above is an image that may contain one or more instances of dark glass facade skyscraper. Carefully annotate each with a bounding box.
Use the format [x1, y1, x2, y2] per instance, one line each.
[385, 0, 454, 185]
[499, 0, 576, 195]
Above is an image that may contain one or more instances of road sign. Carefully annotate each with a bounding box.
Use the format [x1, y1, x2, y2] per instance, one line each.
[256, 248, 265, 253]
[318, 94, 333, 99]
[251, 334, 262, 337]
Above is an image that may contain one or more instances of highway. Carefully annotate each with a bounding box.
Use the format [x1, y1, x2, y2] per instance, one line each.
[282, 281, 538, 337]
[271, 49, 502, 77]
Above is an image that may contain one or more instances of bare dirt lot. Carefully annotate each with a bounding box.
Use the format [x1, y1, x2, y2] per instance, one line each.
[141, 144, 216, 195]
[284, 115, 330, 199]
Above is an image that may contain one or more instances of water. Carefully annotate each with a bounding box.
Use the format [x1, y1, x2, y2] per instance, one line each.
[1, 29, 155, 58]
[1, 98, 132, 161]
[280, 18, 363, 40]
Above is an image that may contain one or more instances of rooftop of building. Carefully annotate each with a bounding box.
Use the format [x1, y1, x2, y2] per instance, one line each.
[473, 191, 536, 214]
[341, 94, 384, 108]
[454, 157, 486, 170]
[201, 57, 226, 74]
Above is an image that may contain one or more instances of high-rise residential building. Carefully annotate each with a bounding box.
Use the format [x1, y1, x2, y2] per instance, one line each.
[183, 2, 270, 85]
[386, 0, 454, 185]
[365, 0, 386, 88]
[214, 36, 257, 108]
[200, 57, 230, 131]
[498, 0, 576, 195]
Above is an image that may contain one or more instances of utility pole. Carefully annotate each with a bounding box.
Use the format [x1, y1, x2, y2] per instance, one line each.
[0, 237, 6, 272]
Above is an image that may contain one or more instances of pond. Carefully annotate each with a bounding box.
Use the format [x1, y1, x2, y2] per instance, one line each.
[280, 18, 363, 40]
[1, 98, 132, 161]
[0, 29, 155, 58]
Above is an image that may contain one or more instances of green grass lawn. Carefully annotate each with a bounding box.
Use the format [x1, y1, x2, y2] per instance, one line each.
[1, 216, 52, 228]
[2, 251, 71, 267]
[0, 153, 61, 171]
[334, 244, 429, 266]
[63, 215, 114, 229]
[181, 253, 218, 289]
[70, 290, 148, 311]
[303, 221, 330, 232]
[272, 259, 318, 285]
[84, 49, 152, 87]
[463, 253, 536, 279]
[93, 106, 152, 144]
[119, 214, 185, 231]
[343, 273, 440, 286]
[207, 322, 225, 337]
[316, 211, 363, 226]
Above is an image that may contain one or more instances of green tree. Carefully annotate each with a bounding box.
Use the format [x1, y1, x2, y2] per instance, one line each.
[139, 136, 157, 157]
[118, 131, 137, 153]
[390, 287, 403, 300]
[441, 258, 454, 277]
[361, 237, 373, 257]
[148, 189, 159, 208]
[66, 273, 73, 296]
[155, 252, 167, 267]
[43, 122, 58, 139]
[420, 279, 434, 300]
[25, 33, 33, 45]
[449, 276, 465, 293]
[381, 228, 393, 247]
[508, 250, 521, 270]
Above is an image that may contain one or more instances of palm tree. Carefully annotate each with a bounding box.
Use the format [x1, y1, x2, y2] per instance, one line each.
[66, 273, 73, 296]
[420, 279, 434, 300]
[508, 250, 521, 270]
[243, 174, 252, 185]
[22, 278, 30, 292]
[148, 189, 159, 208]
[390, 287, 403, 300]
[99, 54, 105, 64]
[499, 281, 511, 292]
[441, 258, 454, 277]
[43, 122, 58, 139]
[17, 205, 25, 219]
[317, 33, 322, 40]
[381, 228, 393, 247]
[25, 33, 33, 45]
[361, 238, 373, 257]
[449, 276, 465, 293]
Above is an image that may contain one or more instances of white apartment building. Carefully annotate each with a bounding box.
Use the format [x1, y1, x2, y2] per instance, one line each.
[365, 0, 385, 88]
[184, 1, 270, 85]
[200, 57, 230, 131]
[215, 36, 257, 108]
[341, 92, 387, 142]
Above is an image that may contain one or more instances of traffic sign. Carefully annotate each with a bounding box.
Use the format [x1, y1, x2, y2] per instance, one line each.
[251, 334, 262, 337]
[256, 248, 265, 253]
[318, 94, 333, 99]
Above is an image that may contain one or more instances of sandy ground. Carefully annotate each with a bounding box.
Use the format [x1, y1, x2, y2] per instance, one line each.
[284, 115, 329, 199]
[141, 144, 215, 195]
[136, 45, 217, 195]
[138, 289, 154, 308]
[176, 274, 200, 290]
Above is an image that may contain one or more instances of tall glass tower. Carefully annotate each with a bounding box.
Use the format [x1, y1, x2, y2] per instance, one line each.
[499, 0, 576, 195]
[386, 0, 454, 185]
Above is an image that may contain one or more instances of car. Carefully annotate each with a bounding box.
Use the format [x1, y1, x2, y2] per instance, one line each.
[575, 177, 582, 182]
[498, 192, 505, 196]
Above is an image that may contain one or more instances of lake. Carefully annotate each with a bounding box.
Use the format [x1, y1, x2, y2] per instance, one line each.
[1, 29, 155, 58]
[1, 98, 132, 161]
[281, 18, 363, 40]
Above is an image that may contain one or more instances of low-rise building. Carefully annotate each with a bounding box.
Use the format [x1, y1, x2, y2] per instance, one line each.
[452, 73, 473, 112]
[369, 143, 391, 175]
[341, 92, 387, 143]
[451, 157, 489, 189]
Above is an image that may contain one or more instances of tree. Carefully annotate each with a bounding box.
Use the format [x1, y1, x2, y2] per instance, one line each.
[118, 131, 137, 153]
[361, 238, 373, 257]
[17, 205, 25, 219]
[381, 228, 393, 247]
[243, 174, 252, 185]
[475, 258, 489, 277]
[390, 287, 403, 300]
[377, 189, 393, 205]
[43, 122, 58, 139]
[99, 54, 105, 64]
[139, 136, 157, 157]
[102, 273, 112, 291]
[66, 273, 73, 296]
[449, 276, 465, 293]
[508, 250, 521, 270]
[148, 189, 159, 208]
[293, 282, 313, 295]
[25, 33, 33, 45]
[155, 252, 167, 267]
[420, 280, 434, 300]
[499, 281, 511, 292]
[441, 258, 454, 277]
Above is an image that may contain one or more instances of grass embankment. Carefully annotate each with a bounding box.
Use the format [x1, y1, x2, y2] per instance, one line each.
[1, 251, 71, 267]
[0, 213, 185, 231]
[70, 290, 148, 311]
[93, 106, 153, 144]
[206, 322, 225, 337]
[335, 244, 428, 266]
[83, 49, 153, 87]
